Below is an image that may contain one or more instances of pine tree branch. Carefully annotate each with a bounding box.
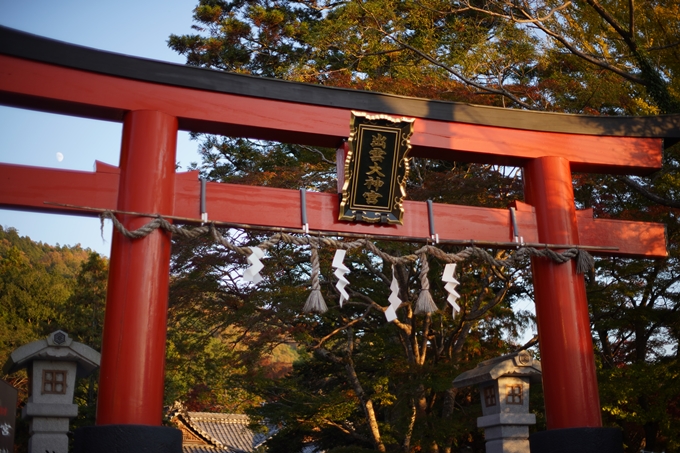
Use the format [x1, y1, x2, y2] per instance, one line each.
[453, 0, 647, 86]
[583, 0, 636, 51]
[357, 3, 537, 110]
[453, 0, 572, 24]
[295, 0, 349, 12]
[528, 18, 645, 85]
[385, 34, 536, 110]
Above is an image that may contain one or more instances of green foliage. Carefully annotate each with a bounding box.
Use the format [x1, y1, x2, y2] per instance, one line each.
[165, 331, 264, 412]
[59, 252, 108, 350]
[599, 360, 680, 452]
[0, 226, 92, 359]
[0, 226, 107, 450]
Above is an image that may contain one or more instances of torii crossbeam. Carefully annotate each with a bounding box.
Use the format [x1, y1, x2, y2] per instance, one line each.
[2, 26, 679, 453]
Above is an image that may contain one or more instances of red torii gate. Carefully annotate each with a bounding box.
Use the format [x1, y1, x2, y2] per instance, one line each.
[1, 26, 678, 452]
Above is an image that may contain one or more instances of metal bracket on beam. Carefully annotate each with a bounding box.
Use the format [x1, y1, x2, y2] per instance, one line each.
[427, 200, 439, 244]
[200, 178, 208, 223]
[300, 188, 309, 234]
[509, 206, 524, 246]
[336, 139, 348, 195]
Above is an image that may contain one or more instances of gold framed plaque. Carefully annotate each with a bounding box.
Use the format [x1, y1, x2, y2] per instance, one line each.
[339, 112, 415, 224]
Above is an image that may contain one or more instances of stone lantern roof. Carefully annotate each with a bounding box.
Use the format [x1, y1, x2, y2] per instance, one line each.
[2, 330, 100, 378]
[453, 350, 542, 453]
[452, 350, 542, 389]
[3, 330, 101, 453]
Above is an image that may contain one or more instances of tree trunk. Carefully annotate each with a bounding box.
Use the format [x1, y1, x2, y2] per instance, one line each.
[344, 356, 386, 451]
[402, 400, 417, 453]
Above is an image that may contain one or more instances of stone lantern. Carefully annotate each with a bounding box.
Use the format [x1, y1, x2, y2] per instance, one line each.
[2, 330, 100, 453]
[453, 350, 542, 453]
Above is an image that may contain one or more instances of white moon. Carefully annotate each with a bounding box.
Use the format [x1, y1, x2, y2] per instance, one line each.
[56, 152, 64, 162]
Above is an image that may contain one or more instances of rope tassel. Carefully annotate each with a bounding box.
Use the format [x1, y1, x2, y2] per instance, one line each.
[303, 245, 328, 314]
[414, 253, 438, 315]
[576, 249, 595, 274]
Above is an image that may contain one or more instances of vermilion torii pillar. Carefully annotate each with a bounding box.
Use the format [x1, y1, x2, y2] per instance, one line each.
[1, 26, 679, 453]
[524, 157, 602, 430]
[97, 110, 178, 425]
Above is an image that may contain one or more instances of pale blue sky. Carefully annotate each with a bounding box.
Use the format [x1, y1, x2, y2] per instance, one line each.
[0, 0, 202, 256]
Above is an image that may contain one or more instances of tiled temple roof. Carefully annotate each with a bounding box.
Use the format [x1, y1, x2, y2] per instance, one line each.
[171, 407, 275, 453]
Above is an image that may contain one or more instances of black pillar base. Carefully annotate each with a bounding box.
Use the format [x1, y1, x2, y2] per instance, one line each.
[530, 427, 623, 453]
[73, 424, 182, 453]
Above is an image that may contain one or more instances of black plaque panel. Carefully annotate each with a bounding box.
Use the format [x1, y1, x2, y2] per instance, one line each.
[339, 112, 414, 224]
[0, 380, 17, 452]
[530, 427, 623, 453]
[74, 425, 182, 453]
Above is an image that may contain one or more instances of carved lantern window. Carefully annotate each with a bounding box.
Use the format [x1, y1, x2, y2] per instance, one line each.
[484, 386, 497, 407]
[506, 384, 523, 405]
[42, 370, 67, 394]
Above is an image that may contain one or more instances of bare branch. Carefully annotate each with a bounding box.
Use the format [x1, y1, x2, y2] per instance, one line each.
[518, 335, 539, 351]
[467, 281, 510, 319]
[313, 305, 373, 349]
[617, 176, 680, 208]
[299, 145, 336, 166]
[419, 313, 432, 366]
[628, 0, 635, 39]
[315, 347, 343, 364]
[648, 41, 680, 52]
[362, 256, 391, 286]
[321, 418, 370, 443]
